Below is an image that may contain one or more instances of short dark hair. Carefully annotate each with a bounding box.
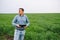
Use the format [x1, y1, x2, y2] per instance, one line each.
[19, 8, 24, 11]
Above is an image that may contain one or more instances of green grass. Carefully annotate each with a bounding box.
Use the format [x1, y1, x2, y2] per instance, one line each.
[0, 13, 60, 40]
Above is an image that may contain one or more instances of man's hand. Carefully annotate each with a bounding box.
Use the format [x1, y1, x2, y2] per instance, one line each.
[16, 24, 21, 28]
[24, 26, 27, 29]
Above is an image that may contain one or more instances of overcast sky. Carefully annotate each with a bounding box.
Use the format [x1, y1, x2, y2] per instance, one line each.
[0, 0, 60, 13]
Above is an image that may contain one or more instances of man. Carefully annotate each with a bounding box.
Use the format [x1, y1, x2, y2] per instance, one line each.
[12, 8, 30, 40]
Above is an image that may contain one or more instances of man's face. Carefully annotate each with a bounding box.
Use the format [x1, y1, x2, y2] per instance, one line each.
[19, 9, 24, 15]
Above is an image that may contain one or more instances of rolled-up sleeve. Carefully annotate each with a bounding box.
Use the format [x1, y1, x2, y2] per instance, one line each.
[12, 15, 17, 26]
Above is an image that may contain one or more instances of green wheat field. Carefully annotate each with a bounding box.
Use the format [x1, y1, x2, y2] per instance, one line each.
[0, 13, 60, 40]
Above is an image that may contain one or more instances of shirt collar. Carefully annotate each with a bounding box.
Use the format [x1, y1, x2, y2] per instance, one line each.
[19, 14, 24, 17]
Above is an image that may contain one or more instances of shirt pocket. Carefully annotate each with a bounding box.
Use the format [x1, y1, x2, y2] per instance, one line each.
[22, 17, 26, 23]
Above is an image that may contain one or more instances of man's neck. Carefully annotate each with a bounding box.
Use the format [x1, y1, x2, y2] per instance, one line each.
[20, 14, 24, 16]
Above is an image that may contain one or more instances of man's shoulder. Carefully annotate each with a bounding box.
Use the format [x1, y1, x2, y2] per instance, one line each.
[14, 15, 19, 18]
[24, 15, 27, 17]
